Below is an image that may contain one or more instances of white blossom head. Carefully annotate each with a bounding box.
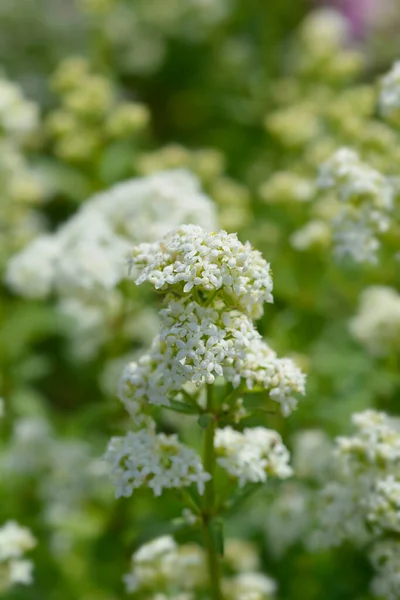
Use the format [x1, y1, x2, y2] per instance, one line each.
[214, 426, 292, 487]
[104, 428, 210, 497]
[130, 225, 273, 319]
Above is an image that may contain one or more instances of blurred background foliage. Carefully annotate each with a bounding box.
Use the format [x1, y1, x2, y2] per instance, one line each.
[1, 0, 400, 598]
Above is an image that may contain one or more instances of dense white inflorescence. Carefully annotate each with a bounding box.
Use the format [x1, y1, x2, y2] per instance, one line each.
[350, 286, 400, 356]
[379, 61, 400, 125]
[120, 298, 305, 417]
[130, 224, 273, 319]
[105, 427, 210, 497]
[106, 223, 305, 590]
[214, 426, 292, 486]
[0, 521, 36, 591]
[6, 170, 217, 299]
[317, 148, 395, 263]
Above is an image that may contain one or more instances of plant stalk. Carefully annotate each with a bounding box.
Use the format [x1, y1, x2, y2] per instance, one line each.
[201, 383, 223, 600]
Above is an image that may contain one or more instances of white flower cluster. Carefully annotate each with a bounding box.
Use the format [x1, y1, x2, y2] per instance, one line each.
[6, 170, 217, 299]
[379, 61, 400, 126]
[317, 148, 395, 262]
[123, 535, 205, 597]
[315, 410, 400, 599]
[0, 521, 36, 591]
[350, 286, 400, 356]
[131, 225, 273, 319]
[109, 225, 304, 506]
[120, 298, 305, 418]
[122, 225, 305, 418]
[105, 428, 210, 497]
[214, 426, 292, 486]
[123, 535, 276, 599]
[370, 540, 400, 600]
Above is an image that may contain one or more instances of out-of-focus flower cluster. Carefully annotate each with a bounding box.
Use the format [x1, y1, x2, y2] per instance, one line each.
[313, 410, 400, 600]
[0, 521, 36, 592]
[0, 75, 48, 267]
[46, 57, 150, 167]
[6, 170, 218, 359]
[123, 534, 276, 600]
[260, 9, 400, 264]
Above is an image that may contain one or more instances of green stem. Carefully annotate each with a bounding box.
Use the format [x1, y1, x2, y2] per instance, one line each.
[201, 384, 223, 600]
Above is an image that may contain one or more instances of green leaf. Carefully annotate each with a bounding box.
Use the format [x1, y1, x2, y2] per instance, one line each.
[169, 399, 199, 414]
[197, 413, 212, 428]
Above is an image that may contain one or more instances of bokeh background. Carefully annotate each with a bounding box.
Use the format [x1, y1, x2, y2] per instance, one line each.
[1, 0, 400, 598]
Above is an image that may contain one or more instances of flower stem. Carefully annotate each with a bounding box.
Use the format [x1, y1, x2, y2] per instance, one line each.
[201, 383, 223, 600]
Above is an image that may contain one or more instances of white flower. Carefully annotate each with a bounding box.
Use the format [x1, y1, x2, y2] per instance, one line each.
[367, 475, 400, 533]
[104, 427, 210, 497]
[8, 559, 34, 585]
[314, 410, 400, 550]
[317, 148, 395, 263]
[6, 170, 218, 300]
[224, 337, 306, 416]
[214, 426, 292, 487]
[350, 286, 400, 356]
[0, 521, 36, 590]
[86, 169, 218, 242]
[0, 522, 36, 561]
[119, 300, 305, 416]
[131, 225, 273, 319]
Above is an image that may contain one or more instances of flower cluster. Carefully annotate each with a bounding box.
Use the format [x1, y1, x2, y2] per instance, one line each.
[214, 426, 292, 486]
[123, 534, 276, 599]
[121, 225, 305, 419]
[6, 171, 217, 358]
[317, 148, 395, 263]
[47, 56, 150, 164]
[7, 171, 217, 300]
[105, 224, 305, 596]
[131, 225, 273, 318]
[0, 76, 47, 267]
[0, 521, 36, 591]
[105, 427, 210, 497]
[350, 286, 400, 356]
[259, 15, 400, 266]
[314, 410, 400, 599]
